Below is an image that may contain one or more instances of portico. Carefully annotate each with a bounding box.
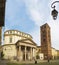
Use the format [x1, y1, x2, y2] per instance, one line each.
[16, 39, 37, 61]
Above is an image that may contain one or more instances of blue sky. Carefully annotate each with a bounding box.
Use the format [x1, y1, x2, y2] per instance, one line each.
[4, 0, 59, 50]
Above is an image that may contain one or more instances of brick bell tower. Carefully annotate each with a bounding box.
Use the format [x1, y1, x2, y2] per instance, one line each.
[40, 23, 52, 59]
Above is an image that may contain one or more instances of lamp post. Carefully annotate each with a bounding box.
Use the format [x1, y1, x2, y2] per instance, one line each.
[51, 1, 59, 20]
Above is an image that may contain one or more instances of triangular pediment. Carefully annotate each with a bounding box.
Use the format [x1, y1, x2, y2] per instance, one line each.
[16, 38, 37, 46]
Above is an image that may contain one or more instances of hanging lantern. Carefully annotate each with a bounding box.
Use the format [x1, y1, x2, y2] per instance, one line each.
[51, 9, 58, 20]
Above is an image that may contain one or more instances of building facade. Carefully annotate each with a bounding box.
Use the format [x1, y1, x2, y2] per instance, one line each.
[57, 50, 59, 59]
[37, 46, 58, 60]
[40, 23, 52, 59]
[3, 30, 37, 61]
[52, 48, 57, 59]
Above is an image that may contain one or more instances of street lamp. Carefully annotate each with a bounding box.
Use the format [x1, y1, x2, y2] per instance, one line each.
[51, 1, 59, 20]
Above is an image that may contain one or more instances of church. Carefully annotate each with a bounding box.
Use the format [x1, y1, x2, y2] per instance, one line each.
[1, 23, 59, 61]
[2, 30, 37, 61]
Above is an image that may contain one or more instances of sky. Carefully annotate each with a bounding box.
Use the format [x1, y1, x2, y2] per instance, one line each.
[3, 0, 59, 50]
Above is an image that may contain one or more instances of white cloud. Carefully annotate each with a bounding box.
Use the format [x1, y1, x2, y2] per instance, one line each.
[16, 0, 41, 25]
[28, 9, 44, 26]
[24, 0, 50, 26]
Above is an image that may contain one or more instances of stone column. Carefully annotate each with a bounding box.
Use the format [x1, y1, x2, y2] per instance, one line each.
[17, 46, 21, 60]
[25, 46, 26, 60]
[30, 47, 32, 60]
[19, 46, 22, 60]
[32, 48, 34, 57]
[32, 48, 36, 60]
